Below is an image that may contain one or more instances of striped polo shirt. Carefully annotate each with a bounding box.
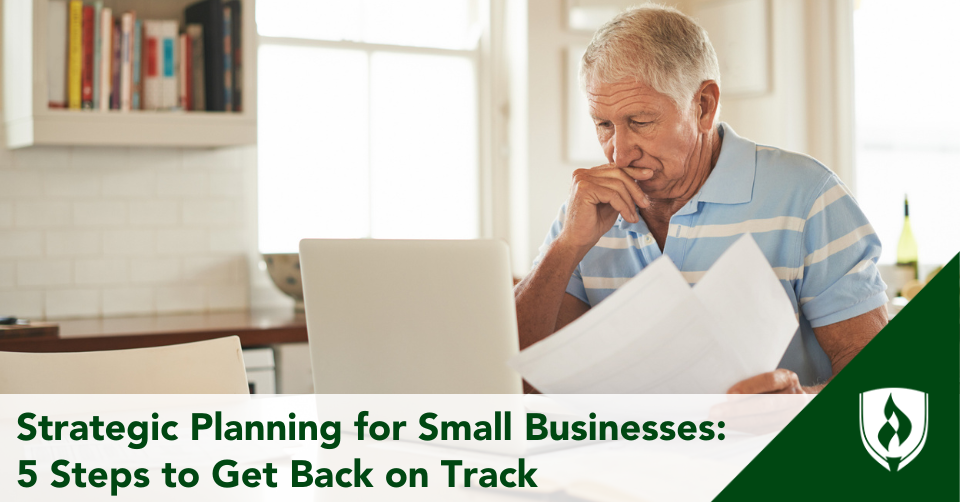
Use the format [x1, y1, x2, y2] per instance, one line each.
[533, 123, 888, 387]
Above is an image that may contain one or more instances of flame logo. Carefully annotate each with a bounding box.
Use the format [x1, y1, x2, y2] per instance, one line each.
[878, 393, 912, 453]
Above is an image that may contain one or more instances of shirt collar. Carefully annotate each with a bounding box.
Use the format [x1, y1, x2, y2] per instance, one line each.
[698, 122, 756, 205]
[617, 122, 756, 231]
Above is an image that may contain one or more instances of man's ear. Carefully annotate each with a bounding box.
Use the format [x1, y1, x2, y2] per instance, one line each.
[696, 80, 720, 133]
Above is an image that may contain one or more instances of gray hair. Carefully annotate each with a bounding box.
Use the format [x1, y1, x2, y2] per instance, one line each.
[580, 4, 721, 112]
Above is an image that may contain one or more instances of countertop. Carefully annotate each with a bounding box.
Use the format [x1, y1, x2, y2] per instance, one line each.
[0, 309, 307, 353]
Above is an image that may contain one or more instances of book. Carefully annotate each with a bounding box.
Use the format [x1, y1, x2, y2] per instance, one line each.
[132, 19, 143, 110]
[179, 33, 192, 110]
[111, 20, 121, 109]
[142, 20, 161, 110]
[225, 0, 242, 112]
[98, 7, 112, 111]
[120, 12, 135, 111]
[46, 0, 68, 109]
[160, 20, 179, 109]
[222, 6, 232, 112]
[81, 5, 94, 108]
[186, 24, 206, 112]
[92, 1, 102, 110]
[185, 0, 225, 111]
[67, 0, 82, 109]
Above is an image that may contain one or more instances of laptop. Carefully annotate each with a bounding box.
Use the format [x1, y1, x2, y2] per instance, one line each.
[298, 239, 523, 394]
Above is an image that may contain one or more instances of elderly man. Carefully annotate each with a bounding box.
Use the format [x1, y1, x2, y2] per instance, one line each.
[514, 5, 888, 394]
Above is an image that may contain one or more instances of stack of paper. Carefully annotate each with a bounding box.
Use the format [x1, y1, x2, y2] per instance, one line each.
[510, 234, 799, 393]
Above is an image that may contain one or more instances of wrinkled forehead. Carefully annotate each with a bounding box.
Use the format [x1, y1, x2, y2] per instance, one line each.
[585, 79, 669, 115]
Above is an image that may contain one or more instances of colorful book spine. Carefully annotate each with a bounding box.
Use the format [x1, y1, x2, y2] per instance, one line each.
[67, 0, 83, 109]
[46, 0, 68, 109]
[111, 20, 121, 109]
[98, 8, 112, 111]
[160, 21, 179, 109]
[92, 1, 102, 110]
[226, 0, 241, 112]
[81, 5, 94, 109]
[132, 20, 143, 110]
[187, 24, 206, 112]
[120, 12, 135, 111]
[179, 33, 191, 110]
[222, 6, 232, 112]
[142, 21, 160, 110]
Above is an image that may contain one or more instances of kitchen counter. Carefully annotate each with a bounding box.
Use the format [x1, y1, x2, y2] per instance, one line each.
[0, 309, 307, 353]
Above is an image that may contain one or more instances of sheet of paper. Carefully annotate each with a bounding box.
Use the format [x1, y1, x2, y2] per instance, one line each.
[509, 234, 799, 393]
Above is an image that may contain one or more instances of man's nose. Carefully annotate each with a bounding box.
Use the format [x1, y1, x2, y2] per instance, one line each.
[611, 130, 640, 168]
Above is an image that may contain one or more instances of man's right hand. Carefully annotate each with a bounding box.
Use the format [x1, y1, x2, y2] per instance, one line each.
[558, 165, 654, 253]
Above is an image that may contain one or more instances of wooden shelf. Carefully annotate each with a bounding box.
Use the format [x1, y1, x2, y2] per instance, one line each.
[2, 0, 257, 149]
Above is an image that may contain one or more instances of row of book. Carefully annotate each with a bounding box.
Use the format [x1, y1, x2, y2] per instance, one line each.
[47, 0, 242, 112]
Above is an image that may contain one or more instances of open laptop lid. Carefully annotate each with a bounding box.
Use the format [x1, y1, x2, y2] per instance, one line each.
[299, 239, 522, 394]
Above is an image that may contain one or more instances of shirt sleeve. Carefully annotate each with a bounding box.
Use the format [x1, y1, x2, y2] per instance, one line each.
[798, 174, 888, 327]
[531, 203, 590, 305]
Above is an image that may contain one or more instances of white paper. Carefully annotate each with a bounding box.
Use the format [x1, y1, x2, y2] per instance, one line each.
[510, 234, 799, 393]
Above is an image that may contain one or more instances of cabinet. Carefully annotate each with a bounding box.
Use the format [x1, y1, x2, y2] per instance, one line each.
[2, 0, 256, 148]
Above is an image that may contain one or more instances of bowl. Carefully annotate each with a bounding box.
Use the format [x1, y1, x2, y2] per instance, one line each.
[262, 253, 304, 312]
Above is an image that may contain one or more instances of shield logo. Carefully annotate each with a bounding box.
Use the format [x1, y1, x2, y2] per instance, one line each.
[859, 388, 928, 472]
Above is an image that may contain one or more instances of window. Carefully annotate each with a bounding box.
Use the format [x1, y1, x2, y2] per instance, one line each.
[257, 0, 481, 252]
[853, 0, 960, 269]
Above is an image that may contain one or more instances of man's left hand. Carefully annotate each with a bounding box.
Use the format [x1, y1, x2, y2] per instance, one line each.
[727, 369, 804, 394]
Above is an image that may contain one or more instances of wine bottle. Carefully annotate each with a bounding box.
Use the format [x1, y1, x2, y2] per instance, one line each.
[896, 195, 918, 280]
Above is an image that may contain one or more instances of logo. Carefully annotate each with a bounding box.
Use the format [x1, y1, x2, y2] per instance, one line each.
[860, 388, 928, 472]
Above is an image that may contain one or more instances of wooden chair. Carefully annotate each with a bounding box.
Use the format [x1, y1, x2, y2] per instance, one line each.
[0, 336, 249, 394]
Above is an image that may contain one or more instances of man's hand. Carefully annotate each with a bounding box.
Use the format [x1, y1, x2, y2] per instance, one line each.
[558, 165, 654, 253]
[727, 369, 804, 394]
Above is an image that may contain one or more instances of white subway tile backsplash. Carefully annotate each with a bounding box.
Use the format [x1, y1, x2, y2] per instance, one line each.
[0, 171, 44, 198]
[102, 170, 157, 197]
[0, 203, 13, 227]
[157, 172, 208, 197]
[46, 230, 101, 256]
[13, 146, 70, 169]
[4, 143, 255, 319]
[130, 257, 181, 283]
[156, 285, 205, 314]
[75, 258, 130, 285]
[0, 291, 44, 318]
[134, 148, 181, 170]
[15, 201, 72, 227]
[208, 229, 247, 253]
[44, 171, 101, 197]
[182, 200, 240, 226]
[207, 284, 249, 311]
[45, 289, 100, 319]
[0, 262, 15, 288]
[182, 147, 242, 169]
[102, 287, 154, 316]
[103, 229, 155, 256]
[183, 255, 243, 283]
[17, 260, 72, 287]
[70, 147, 131, 169]
[74, 201, 127, 226]
[156, 229, 207, 254]
[129, 200, 179, 226]
[0, 230, 44, 258]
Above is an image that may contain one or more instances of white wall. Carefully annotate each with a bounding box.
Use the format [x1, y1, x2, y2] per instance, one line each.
[0, 141, 278, 320]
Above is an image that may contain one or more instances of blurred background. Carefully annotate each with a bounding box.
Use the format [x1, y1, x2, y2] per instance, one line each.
[1, 0, 957, 320]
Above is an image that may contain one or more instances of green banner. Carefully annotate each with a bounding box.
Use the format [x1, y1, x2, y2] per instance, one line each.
[715, 254, 959, 500]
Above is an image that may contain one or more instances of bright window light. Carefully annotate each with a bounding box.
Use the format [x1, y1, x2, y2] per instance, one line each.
[257, 1, 481, 253]
[854, 0, 960, 268]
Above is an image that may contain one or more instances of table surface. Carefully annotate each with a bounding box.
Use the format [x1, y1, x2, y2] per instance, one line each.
[0, 309, 307, 353]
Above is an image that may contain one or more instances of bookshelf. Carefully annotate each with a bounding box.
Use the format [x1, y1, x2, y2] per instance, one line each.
[2, 0, 256, 149]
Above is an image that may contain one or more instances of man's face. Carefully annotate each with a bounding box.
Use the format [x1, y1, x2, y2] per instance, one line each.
[586, 79, 702, 199]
